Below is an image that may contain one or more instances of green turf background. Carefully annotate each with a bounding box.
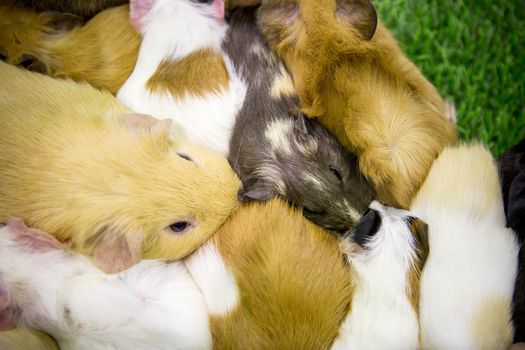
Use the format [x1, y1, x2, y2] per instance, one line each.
[374, 0, 525, 157]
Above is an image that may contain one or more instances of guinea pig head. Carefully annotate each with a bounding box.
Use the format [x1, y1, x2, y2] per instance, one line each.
[58, 114, 241, 274]
[238, 115, 374, 232]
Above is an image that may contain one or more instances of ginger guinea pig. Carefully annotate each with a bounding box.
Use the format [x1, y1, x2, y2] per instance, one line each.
[257, 0, 457, 209]
[0, 62, 241, 273]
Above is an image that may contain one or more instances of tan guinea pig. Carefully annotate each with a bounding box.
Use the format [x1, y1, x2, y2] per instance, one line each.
[0, 61, 241, 274]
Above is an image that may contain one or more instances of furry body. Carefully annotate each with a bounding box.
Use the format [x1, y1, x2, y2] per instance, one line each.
[0, 220, 211, 350]
[412, 144, 519, 349]
[185, 199, 353, 348]
[332, 201, 428, 350]
[0, 328, 59, 350]
[499, 139, 525, 342]
[257, 0, 457, 208]
[16, 0, 128, 18]
[0, 3, 139, 93]
[226, 7, 374, 232]
[116, 0, 246, 156]
[0, 62, 241, 273]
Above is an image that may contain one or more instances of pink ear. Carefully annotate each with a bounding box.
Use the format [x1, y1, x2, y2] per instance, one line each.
[129, 0, 154, 32]
[6, 218, 64, 252]
[213, 0, 225, 22]
[120, 113, 172, 138]
[0, 279, 14, 330]
[91, 225, 143, 274]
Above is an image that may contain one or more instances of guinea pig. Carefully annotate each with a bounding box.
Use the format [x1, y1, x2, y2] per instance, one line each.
[0, 61, 241, 274]
[185, 199, 353, 348]
[0, 3, 139, 93]
[0, 218, 211, 350]
[116, 0, 246, 156]
[412, 143, 519, 349]
[257, 0, 457, 209]
[499, 138, 525, 343]
[332, 200, 428, 350]
[226, 6, 374, 232]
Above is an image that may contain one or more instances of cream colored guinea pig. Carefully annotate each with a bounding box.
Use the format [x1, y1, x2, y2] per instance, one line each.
[0, 61, 241, 273]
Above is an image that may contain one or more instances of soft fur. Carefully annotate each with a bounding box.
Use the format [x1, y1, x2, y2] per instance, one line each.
[116, 0, 246, 155]
[226, 6, 374, 232]
[333, 201, 428, 350]
[499, 138, 525, 342]
[0, 219, 211, 350]
[257, 0, 457, 208]
[185, 199, 353, 348]
[412, 143, 519, 349]
[0, 62, 241, 273]
[0, 3, 139, 93]
[15, 0, 128, 18]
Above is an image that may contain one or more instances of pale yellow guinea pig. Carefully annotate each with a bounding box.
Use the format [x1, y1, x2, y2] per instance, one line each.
[0, 61, 241, 273]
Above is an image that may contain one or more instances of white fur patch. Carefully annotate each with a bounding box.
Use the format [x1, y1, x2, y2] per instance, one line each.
[269, 64, 295, 99]
[333, 201, 420, 350]
[0, 226, 212, 350]
[184, 240, 239, 316]
[264, 119, 294, 155]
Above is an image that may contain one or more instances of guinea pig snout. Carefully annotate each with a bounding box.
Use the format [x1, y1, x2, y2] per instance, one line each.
[342, 208, 382, 248]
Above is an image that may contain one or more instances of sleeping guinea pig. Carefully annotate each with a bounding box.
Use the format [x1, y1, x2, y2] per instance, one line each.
[0, 219, 211, 350]
[333, 201, 428, 350]
[0, 3, 140, 94]
[13, 0, 128, 18]
[226, 6, 374, 232]
[257, 0, 457, 209]
[0, 61, 241, 274]
[116, 0, 246, 156]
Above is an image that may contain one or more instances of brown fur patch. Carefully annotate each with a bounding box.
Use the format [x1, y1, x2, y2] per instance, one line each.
[258, 0, 457, 209]
[0, 328, 59, 350]
[0, 4, 139, 94]
[209, 199, 353, 348]
[146, 49, 229, 98]
[406, 217, 429, 314]
[473, 298, 514, 349]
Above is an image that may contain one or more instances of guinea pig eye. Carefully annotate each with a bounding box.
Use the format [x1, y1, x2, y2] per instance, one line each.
[169, 221, 193, 233]
[329, 166, 343, 182]
[177, 152, 194, 163]
[0, 53, 6, 61]
[192, 0, 213, 4]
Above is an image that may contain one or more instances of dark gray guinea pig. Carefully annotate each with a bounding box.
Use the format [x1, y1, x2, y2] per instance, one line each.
[499, 138, 525, 343]
[225, 6, 375, 232]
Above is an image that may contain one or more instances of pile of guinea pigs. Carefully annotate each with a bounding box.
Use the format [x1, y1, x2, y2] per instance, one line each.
[0, 0, 523, 349]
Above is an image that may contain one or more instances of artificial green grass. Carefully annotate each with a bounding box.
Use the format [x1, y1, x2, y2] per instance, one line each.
[374, 0, 525, 157]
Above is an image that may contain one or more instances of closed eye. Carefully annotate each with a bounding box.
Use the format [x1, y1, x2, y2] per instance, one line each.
[329, 166, 343, 182]
[177, 152, 194, 163]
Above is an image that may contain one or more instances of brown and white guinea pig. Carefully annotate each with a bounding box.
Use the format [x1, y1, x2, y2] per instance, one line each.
[332, 200, 428, 350]
[0, 61, 241, 274]
[257, 0, 457, 209]
[185, 199, 353, 348]
[412, 143, 519, 349]
[116, 0, 246, 156]
[499, 138, 525, 343]
[0, 3, 139, 94]
[226, 6, 374, 232]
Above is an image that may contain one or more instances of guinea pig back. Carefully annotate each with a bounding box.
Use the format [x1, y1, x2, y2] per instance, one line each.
[0, 62, 241, 273]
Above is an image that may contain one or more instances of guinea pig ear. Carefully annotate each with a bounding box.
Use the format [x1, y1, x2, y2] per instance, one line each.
[45, 11, 85, 34]
[89, 224, 143, 274]
[238, 180, 278, 202]
[130, 0, 155, 33]
[335, 0, 378, 41]
[6, 218, 64, 252]
[120, 113, 172, 138]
